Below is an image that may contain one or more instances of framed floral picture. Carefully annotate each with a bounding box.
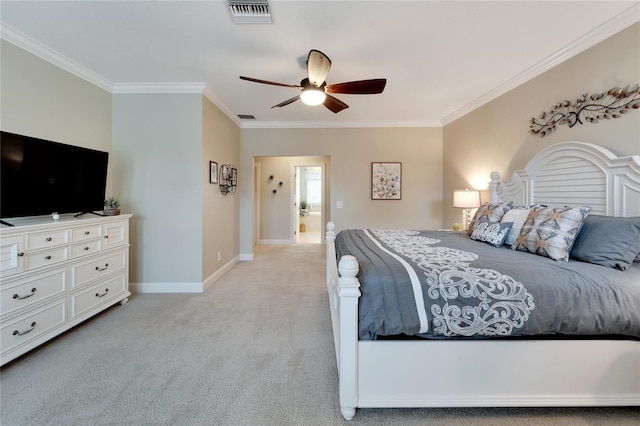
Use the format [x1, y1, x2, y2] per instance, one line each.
[209, 161, 218, 184]
[371, 162, 401, 200]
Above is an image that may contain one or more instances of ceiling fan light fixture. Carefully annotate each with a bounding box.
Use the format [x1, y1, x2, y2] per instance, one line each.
[300, 89, 326, 106]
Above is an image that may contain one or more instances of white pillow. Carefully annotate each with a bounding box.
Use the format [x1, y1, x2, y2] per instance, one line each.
[501, 208, 530, 245]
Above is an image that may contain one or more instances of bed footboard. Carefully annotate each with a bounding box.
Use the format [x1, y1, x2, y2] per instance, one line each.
[326, 222, 360, 420]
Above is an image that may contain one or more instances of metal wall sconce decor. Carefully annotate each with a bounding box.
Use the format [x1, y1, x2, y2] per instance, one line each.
[219, 164, 237, 195]
[529, 84, 640, 137]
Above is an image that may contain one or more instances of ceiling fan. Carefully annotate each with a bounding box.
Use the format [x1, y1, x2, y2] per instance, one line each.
[239, 49, 386, 113]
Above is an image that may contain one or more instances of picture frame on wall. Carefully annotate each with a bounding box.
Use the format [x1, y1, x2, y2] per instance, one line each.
[210, 161, 218, 184]
[371, 162, 402, 200]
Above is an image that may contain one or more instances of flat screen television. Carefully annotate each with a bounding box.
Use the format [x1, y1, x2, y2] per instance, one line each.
[1, 131, 109, 221]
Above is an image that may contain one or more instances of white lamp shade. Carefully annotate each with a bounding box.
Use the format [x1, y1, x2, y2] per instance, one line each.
[300, 89, 326, 106]
[453, 189, 480, 208]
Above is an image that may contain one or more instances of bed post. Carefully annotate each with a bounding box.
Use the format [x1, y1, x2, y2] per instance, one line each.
[490, 171, 501, 203]
[325, 222, 362, 420]
[337, 254, 360, 421]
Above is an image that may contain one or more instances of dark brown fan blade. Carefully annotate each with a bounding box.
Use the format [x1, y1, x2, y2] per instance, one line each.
[323, 94, 349, 113]
[326, 79, 387, 94]
[307, 50, 331, 87]
[240, 76, 301, 89]
[271, 95, 301, 109]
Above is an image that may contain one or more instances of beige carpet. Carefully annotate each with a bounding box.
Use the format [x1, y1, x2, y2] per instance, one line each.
[1, 243, 638, 425]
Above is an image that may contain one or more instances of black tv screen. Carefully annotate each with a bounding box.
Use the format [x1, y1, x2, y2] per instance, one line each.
[1, 131, 109, 219]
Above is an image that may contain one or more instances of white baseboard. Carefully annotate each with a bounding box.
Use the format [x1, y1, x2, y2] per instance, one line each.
[203, 256, 239, 292]
[258, 239, 293, 245]
[239, 253, 254, 261]
[132, 256, 239, 294]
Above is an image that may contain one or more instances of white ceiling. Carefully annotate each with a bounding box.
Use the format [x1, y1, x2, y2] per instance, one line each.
[1, 1, 638, 128]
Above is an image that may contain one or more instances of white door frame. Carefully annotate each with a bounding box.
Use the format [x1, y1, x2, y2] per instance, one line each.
[253, 162, 261, 245]
[291, 162, 325, 243]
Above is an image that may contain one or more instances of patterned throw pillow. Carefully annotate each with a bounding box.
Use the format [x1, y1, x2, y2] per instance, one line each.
[500, 207, 531, 246]
[467, 202, 513, 235]
[471, 220, 513, 247]
[512, 206, 591, 261]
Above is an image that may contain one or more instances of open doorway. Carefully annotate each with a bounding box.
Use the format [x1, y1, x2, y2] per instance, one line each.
[294, 165, 323, 244]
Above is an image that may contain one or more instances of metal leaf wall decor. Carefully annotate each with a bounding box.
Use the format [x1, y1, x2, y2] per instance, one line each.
[529, 84, 640, 137]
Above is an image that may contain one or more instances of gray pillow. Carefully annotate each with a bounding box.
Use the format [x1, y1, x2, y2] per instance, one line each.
[471, 220, 513, 247]
[570, 215, 640, 270]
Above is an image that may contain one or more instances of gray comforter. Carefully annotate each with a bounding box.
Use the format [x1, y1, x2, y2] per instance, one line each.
[335, 229, 640, 340]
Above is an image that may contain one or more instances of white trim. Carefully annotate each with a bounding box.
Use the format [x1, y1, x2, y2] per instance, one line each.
[0, 22, 113, 92]
[2, 2, 637, 128]
[132, 257, 239, 293]
[240, 120, 442, 129]
[441, 2, 640, 125]
[239, 253, 254, 261]
[203, 85, 243, 127]
[203, 256, 240, 291]
[112, 82, 206, 94]
[258, 239, 293, 245]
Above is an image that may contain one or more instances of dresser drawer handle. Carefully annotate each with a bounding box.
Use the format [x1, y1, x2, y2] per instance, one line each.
[95, 263, 109, 271]
[84, 246, 90, 251]
[85, 231, 91, 235]
[18, 252, 25, 257]
[13, 288, 37, 300]
[46, 237, 53, 242]
[95, 288, 109, 298]
[45, 255, 52, 260]
[13, 322, 36, 336]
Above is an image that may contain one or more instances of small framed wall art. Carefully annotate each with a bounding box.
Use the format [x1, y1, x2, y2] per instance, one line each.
[371, 162, 401, 200]
[209, 161, 218, 184]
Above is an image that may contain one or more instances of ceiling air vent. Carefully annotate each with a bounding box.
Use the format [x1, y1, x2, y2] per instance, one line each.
[227, 0, 272, 24]
[238, 114, 256, 120]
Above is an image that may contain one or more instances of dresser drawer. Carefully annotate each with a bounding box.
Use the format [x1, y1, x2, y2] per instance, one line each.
[70, 274, 126, 320]
[70, 250, 126, 290]
[25, 229, 70, 251]
[1, 300, 66, 356]
[70, 240, 102, 259]
[24, 247, 69, 271]
[1, 268, 66, 318]
[71, 224, 102, 242]
[102, 220, 128, 249]
[0, 236, 24, 278]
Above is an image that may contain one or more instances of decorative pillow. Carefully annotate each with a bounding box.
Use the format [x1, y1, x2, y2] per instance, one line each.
[467, 202, 513, 235]
[511, 206, 591, 261]
[500, 207, 531, 246]
[570, 215, 640, 270]
[471, 220, 513, 247]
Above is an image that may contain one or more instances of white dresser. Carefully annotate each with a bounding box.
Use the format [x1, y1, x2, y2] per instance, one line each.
[0, 214, 131, 365]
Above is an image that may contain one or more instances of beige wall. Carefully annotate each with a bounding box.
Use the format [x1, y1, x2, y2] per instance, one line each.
[0, 40, 113, 192]
[202, 97, 241, 279]
[240, 127, 443, 256]
[443, 23, 640, 228]
[254, 156, 330, 242]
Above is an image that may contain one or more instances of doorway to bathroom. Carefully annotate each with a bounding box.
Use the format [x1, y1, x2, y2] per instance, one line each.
[294, 165, 323, 244]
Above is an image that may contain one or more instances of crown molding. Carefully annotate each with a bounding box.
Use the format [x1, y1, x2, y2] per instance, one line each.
[240, 119, 442, 129]
[0, 22, 113, 92]
[202, 86, 243, 127]
[441, 2, 640, 126]
[111, 82, 206, 94]
[3, 2, 638, 131]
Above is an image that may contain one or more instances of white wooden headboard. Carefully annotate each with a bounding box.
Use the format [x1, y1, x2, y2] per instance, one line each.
[490, 142, 640, 217]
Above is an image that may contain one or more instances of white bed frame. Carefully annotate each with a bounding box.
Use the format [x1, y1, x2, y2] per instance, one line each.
[326, 142, 640, 420]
